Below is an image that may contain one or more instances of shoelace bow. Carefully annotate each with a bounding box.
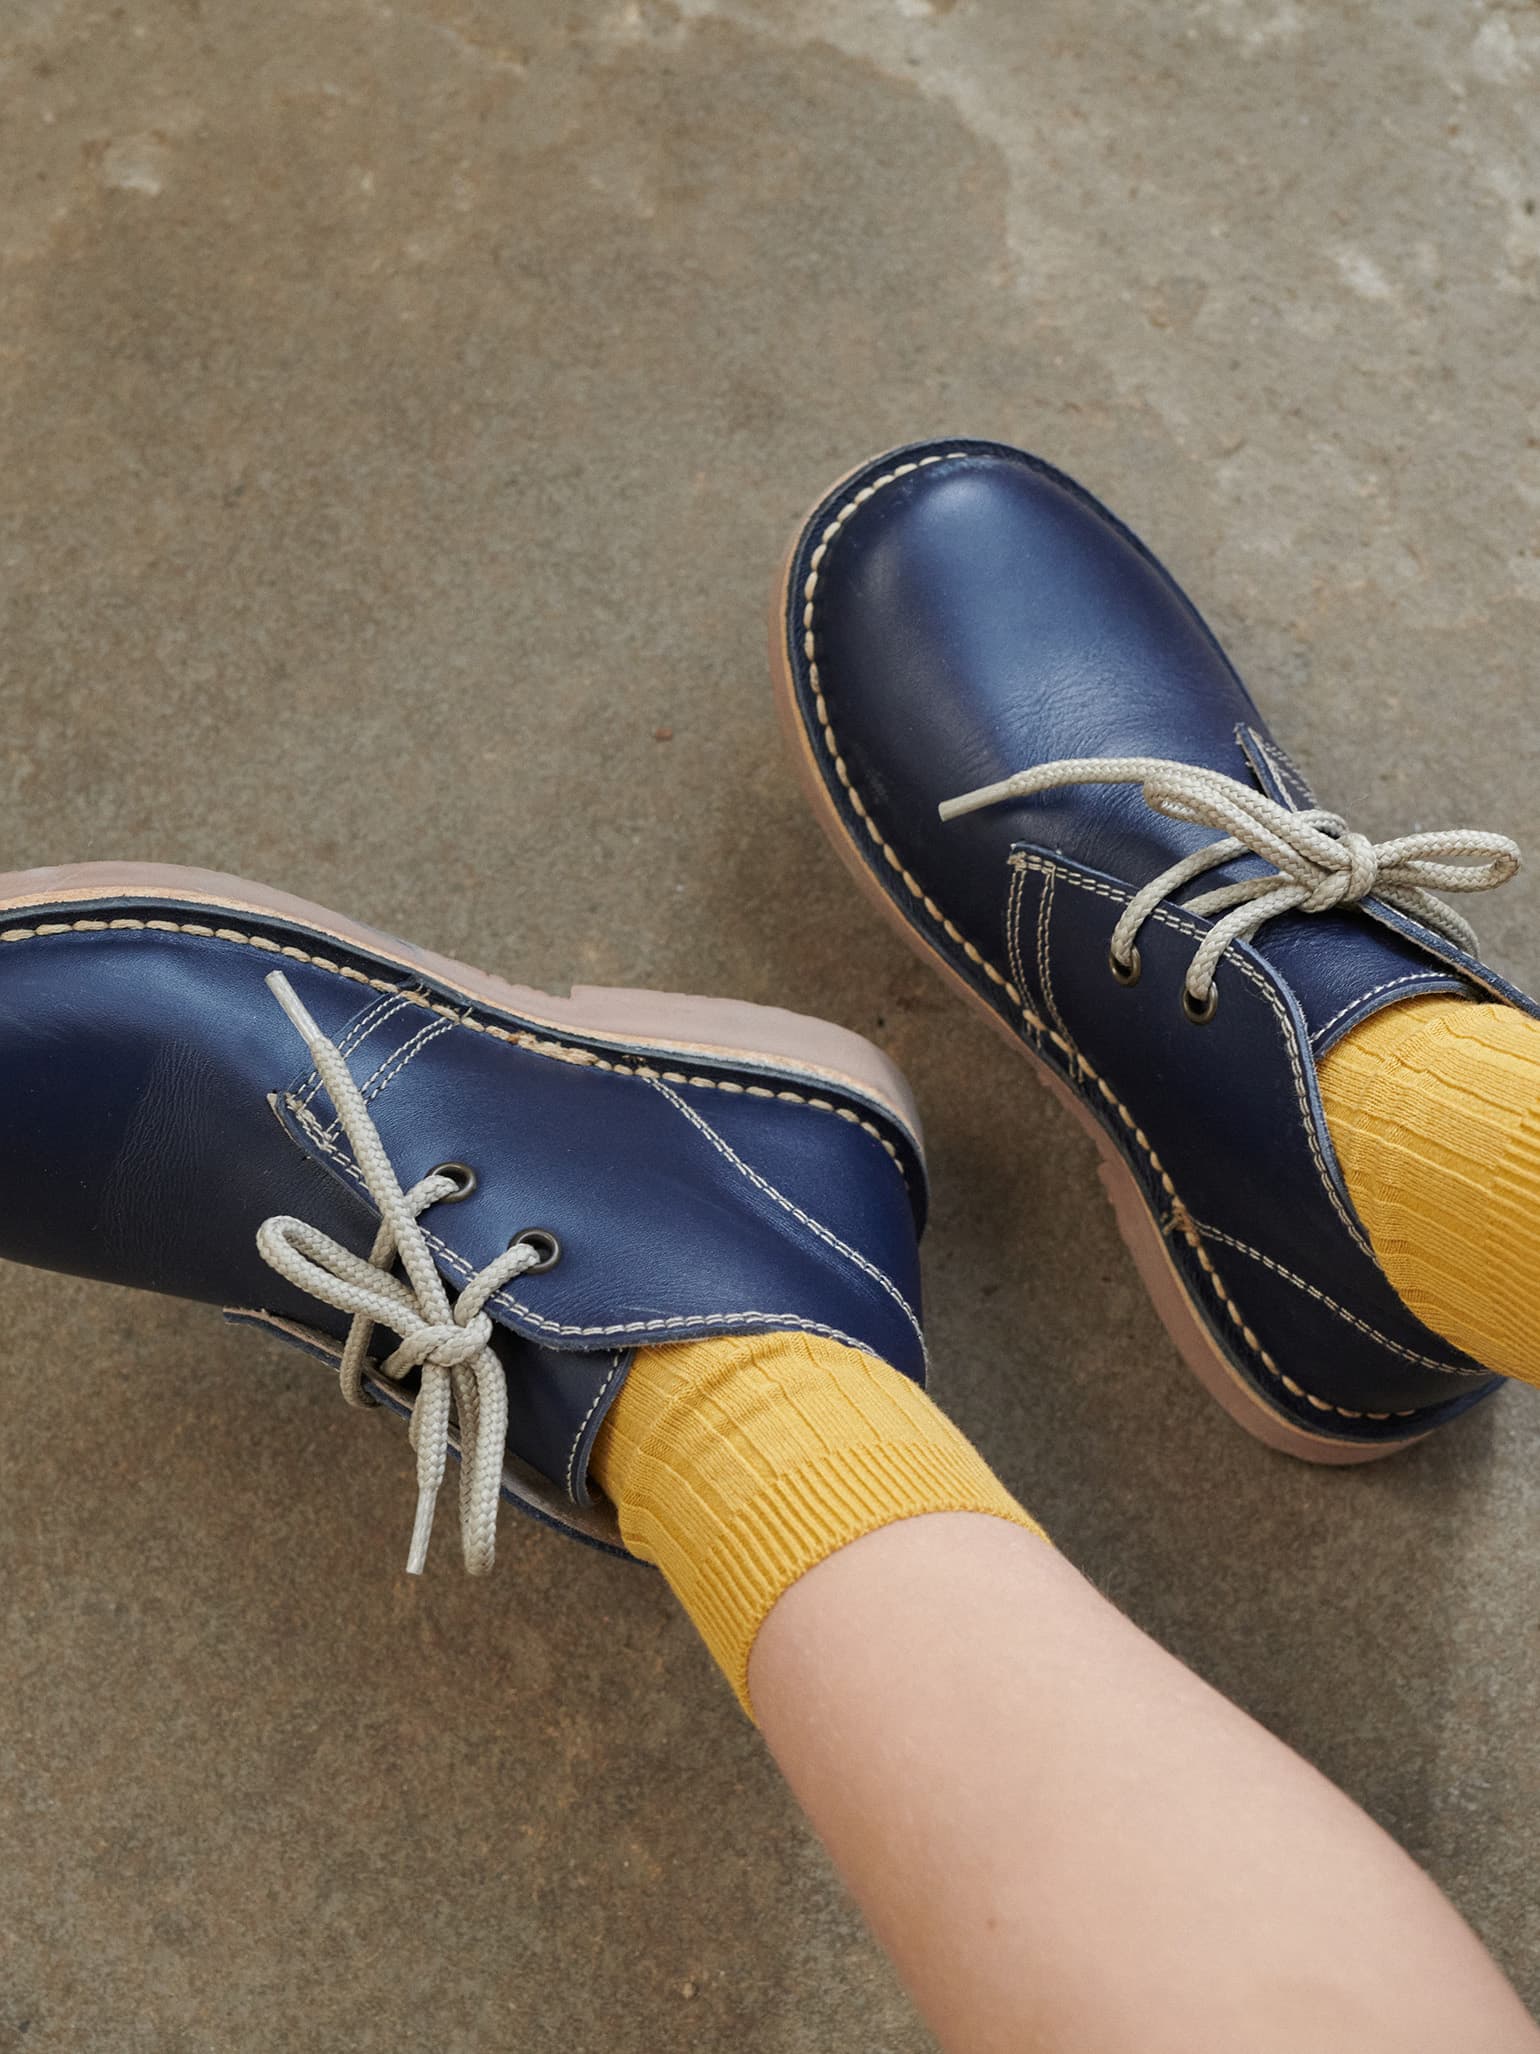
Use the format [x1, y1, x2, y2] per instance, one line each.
[941, 757, 1521, 1006]
[257, 971, 543, 1576]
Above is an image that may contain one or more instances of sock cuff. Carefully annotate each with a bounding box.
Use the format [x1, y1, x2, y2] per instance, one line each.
[1318, 995, 1540, 1381]
[592, 1334, 1047, 1717]
[653, 1437, 1043, 1715]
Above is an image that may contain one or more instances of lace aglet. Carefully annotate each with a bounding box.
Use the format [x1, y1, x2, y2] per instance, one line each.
[405, 1485, 438, 1577]
[939, 780, 1014, 823]
[264, 969, 329, 1054]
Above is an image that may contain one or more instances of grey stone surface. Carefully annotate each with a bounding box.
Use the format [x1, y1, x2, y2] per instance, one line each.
[3, 1, 1538, 2045]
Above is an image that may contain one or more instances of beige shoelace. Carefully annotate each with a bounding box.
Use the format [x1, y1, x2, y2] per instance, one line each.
[941, 757, 1521, 1008]
[257, 971, 545, 1576]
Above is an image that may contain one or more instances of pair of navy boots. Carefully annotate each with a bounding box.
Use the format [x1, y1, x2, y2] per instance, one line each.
[2, 441, 1530, 1571]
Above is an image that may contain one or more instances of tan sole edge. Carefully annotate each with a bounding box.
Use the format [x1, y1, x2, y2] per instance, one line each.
[0, 861, 924, 1159]
[771, 460, 1421, 1466]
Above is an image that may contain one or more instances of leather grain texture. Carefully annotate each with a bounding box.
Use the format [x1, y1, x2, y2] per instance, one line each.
[784, 439, 1538, 1435]
[0, 893, 927, 1548]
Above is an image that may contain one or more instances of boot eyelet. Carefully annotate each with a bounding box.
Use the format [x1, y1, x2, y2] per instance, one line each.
[1108, 945, 1142, 987]
[429, 1161, 478, 1200]
[509, 1227, 562, 1273]
[1181, 985, 1219, 1026]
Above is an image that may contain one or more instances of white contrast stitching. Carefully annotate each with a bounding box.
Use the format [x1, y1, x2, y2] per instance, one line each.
[297, 991, 414, 1111]
[288, 1098, 896, 1352]
[351, 1015, 447, 1103]
[1036, 862, 1066, 1040]
[1157, 1200, 1411, 1419]
[565, 1350, 628, 1502]
[315, 1014, 454, 1137]
[799, 454, 1039, 1026]
[1016, 861, 1457, 1414]
[1261, 735, 1314, 808]
[644, 1074, 925, 1353]
[1015, 854, 1373, 1260]
[794, 460, 1432, 1424]
[1183, 1219, 1483, 1380]
[1014, 861, 1431, 1415]
[1004, 856, 1032, 1031]
[1309, 975, 1458, 1050]
[355, 1017, 455, 1111]
[0, 915, 909, 1178]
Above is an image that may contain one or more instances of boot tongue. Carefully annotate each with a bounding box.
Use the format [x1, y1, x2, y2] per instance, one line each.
[1234, 723, 1319, 812]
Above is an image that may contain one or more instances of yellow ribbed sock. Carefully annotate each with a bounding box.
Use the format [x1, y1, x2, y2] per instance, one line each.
[1318, 996, 1540, 1384]
[591, 1332, 1046, 1717]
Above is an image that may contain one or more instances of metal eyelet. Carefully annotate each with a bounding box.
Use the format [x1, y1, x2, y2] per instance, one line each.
[508, 1227, 562, 1273]
[1108, 945, 1142, 987]
[428, 1161, 478, 1199]
[1181, 984, 1219, 1026]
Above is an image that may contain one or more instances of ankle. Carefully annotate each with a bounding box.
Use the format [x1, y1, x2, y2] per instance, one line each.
[593, 1333, 1047, 1714]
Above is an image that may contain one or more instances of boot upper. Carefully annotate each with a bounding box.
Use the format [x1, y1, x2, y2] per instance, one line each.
[783, 439, 1535, 1436]
[0, 877, 927, 1555]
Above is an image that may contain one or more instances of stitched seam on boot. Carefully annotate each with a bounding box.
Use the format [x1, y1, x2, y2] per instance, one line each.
[566, 1351, 629, 1502]
[796, 456, 1434, 1424]
[1004, 858, 1040, 1044]
[1014, 854, 1373, 1260]
[1036, 865, 1070, 1043]
[1309, 975, 1458, 1050]
[296, 992, 417, 1112]
[0, 916, 911, 1180]
[287, 1097, 894, 1352]
[797, 454, 1038, 1024]
[1182, 1220, 1483, 1380]
[644, 1074, 925, 1354]
[1019, 863, 1470, 1401]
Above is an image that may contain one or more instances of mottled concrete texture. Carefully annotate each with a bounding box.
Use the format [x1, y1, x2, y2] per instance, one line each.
[2, 1, 1538, 2046]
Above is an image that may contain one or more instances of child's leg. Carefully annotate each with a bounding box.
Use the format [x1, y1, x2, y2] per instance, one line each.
[754, 1515, 1533, 2054]
[595, 1337, 1537, 2054]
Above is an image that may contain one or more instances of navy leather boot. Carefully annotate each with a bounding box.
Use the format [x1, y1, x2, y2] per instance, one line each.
[0, 864, 926, 1567]
[775, 439, 1534, 1460]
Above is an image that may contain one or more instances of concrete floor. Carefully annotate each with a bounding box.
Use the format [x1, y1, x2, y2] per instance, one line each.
[3, 1, 1538, 2046]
